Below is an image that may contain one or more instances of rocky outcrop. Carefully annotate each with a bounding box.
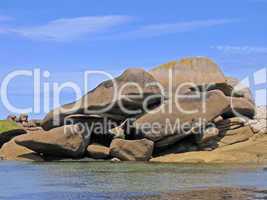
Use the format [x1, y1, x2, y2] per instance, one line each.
[132, 90, 230, 145]
[149, 57, 226, 94]
[2, 57, 264, 163]
[0, 135, 43, 161]
[194, 127, 219, 144]
[150, 134, 267, 164]
[248, 106, 267, 134]
[226, 77, 254, 103]
[86, 143, 110, 159]
[15, 124, 89, 158]
[218, 126, 254, 147]
[110, 138, 154, 161]
[151, 106, 266, 164]
[41, 68, 163, 130]
[215, 117, 247, 131]
[223, 97, 255, 119]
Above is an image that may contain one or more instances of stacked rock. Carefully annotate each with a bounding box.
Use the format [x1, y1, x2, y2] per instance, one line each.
[1, 57, 265, 162]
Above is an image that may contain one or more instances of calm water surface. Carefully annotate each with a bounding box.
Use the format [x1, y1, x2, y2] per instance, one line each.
[0, 161, 266, 200]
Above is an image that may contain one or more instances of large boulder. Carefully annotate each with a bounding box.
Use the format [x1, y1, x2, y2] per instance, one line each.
[0, 135, 43, 161]
[223, 97, 255, 119]
[110, 138, 154, 161]
[15, 124, 89, 158]
[65, 114, 120, 146]
[193, 77, 254, 103]
[149, 57, 226, 94]
[131, 90, 230, 147]
[0, 120, 27, 147]
[194, 126, 219, 144]
[218, 126, 254, 147]
[86, 143, 110, 159]
[41, 68, 163, 130]
[226, 77, 254, 104]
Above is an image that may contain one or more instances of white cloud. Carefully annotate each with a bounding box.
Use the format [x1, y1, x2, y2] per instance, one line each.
[211, 45, 267, 54]
[115, 19, 238, 39]
[0, 17, 239, 42]
[10, 16, 132, 42]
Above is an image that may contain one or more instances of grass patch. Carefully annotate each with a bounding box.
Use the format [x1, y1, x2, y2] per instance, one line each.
[0, 120, 21, 134]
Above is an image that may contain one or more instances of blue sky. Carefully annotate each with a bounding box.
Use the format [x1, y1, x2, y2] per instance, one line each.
[0, 0, 266, 119]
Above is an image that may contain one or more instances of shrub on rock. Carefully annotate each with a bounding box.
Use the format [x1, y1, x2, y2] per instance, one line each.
[0, 120, 27, 147]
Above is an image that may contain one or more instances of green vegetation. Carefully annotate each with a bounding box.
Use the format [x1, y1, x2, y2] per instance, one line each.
[0, 120, 20, 134]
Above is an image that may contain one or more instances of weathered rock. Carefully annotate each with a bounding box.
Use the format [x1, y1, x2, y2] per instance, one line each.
[0, 136, 43, 161]
[218, 126, 254, 147]
[249, 120, 267, 134]
[154, 134, 186, 149]
[0, 129, 27, 148]
[0, 120, 27, 147]
[154, 138, 198, 156]
[21, 120, 42, 128]
[110, 139, 154, 161]
[65, 114, 120, 146]
[15, 124, 90, 158]
[18, 113, 28, 123]
[24, 127, 43, 133]
[108, 125, 125, 139]
[213, 116, 224, 123]
[190, 83, 233, 97]
[132, 90, 230, 147]
[151, 133, 267, 164]
[195, 126, 219, 144]
[30, 119, 42, 127]
[149, 57, 226, 94]
[254, 106, 267, 119]
[65, 114, 104, 124]
[223, 97, 255, 119]
[193, 77, 254, 102]
[86, 143, 110, 159]
[41, 68, 163, 130]
[248, 106, 267, 134]
[226, 77, 254, 103]
[215, 117, 247, 131]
